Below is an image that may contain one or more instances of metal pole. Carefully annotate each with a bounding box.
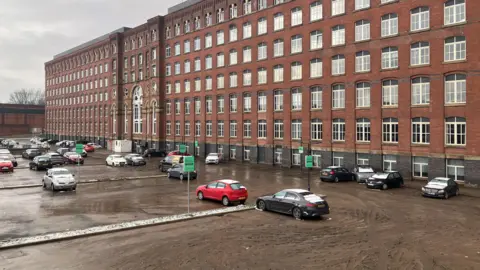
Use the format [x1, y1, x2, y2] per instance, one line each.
[187, 171, 190, 213]
[308, 168, 311, 191]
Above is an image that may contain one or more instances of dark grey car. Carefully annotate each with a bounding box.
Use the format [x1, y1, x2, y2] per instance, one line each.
[167, 164, 197, 180]
[45, 152, 65, 166]
[353, 166, 376, 183]
[124, 154, 146, 166]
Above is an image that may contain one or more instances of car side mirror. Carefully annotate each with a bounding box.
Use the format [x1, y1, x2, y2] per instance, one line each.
[72, 174, 75, 176]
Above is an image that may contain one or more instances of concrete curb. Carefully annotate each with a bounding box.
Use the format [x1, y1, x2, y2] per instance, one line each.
[0, 175, 167, 190]
[0, 205, 255, 250]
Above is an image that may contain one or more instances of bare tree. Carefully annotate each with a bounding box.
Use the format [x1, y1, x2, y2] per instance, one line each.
[8, 88, 45, 105]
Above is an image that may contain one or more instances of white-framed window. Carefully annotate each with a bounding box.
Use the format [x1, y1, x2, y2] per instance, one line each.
[165, 64, 171, 76]
[194, 37, 201, 51]
[258, 120, 267, 138]
[382, 79, 398, 106]
[165, 101, 171, 115]
[217, 53, 225, 67]
[291, 35, 303, 54]
[194, 16, 201, 30]
[381, 13, 398, 37]
[230, 4, 238, 19]
[332, 25, 345, 46]
[205, 97, 213, 113]
[244, 146, 251, 161]
[357, 153, 370, 166]
[444, 0, 466, 26]
[194, 99, 201, 115]
[355, 0, 370, 10]
[273, 65, 284, 82]
[332, 119, 345, 141]
[274, 13, 284, 31]
[243, 69, 252, 86]
[243, 93, 251, 112]
[184, 99, 190, 114]
[184, 40, 190, 54]
[273, 39, 284, 57]
[184, 20, 191, 33]
[291, 119, 302, 140]
[258, 92, 267, 112]
[230, 95, 238, 113]
[194, 78, 201, 92]
[355, 51, 370, 72]
[229, 49, 238, 65]
[332, 84, 345, 109]
[229, 25, 237, 42]
[332, 0, 345, 16]
[310, 30, 323, 50]
[184, 60, 191, 74]
[243, 120, 251, 138]
[230, 120, 237, 137]
[243, 22, 252, 39]
[258, 17, 267, 35]
[274, 90, 283, 111]
[445, 117, 466, 146]
[411, 6, 430, 31]
[332, 55, 345, 75]
[411, 41, 430, 66]
[166, 45, 171, 57]
[355, 20, 370, 42]
[205, 33, 212, 48]
[229, 72, 238, 88]
[381, 47, 398, 69]
[291, 7, 303, 26]
[383, 154, 397, 171]
[194, 57, 201, 71]
[382, 118, 399, 143]
[310, 1, 323, 22]
[230, 146, 237, 159]
[412, 77, 430, 105]
[291, 62, 302, 81]
[166, 121, 171, 135]
[205, 76, 213, 90]
[356, 118, 371, 142]
[214, 74, 223, 89]
[445, 74, 466, 104]
[291, 88, 302, 110]
[217, 30, 224, 45]
[447, 159, 465, 181]
[310, 58, 322, 78]
[412, 117, 430, 144]
[258, 0, 267, 10]
[205, 55, 213, 69]
[218, 121, 225, 137]
[258, 68, 267, 84]
[412, 157, 428, 178]
[184, 121, 190, 136]
[175, 99, 181, 115]
[174, 62, 181, 75]
[274, 120, 284, 139]
[356, 82, 370, 108]
[206, 121, 212, 136]
[243, 0, 252, 15]
[243, 46, 252, 63]
[184, 80, 191, 93]
[166, 82, 172, 94]
[175, 23, 181, 36]
[258, 42, 267, 60]
[311, 86, 322, 110]
[444, 36, 466, 62]
[333, 152, 344, 167]
[217, 8, 225, 23]
[195, 121, 201, 137]
[311, 119, 322, 140]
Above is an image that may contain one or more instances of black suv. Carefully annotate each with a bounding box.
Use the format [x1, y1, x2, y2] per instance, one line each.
[29, 156, 53, 171]
[22, 149, 43, 159]
[366, 171, 404, 190]
[320, 166, 355, 182]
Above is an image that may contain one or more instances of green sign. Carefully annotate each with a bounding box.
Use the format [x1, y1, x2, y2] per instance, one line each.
[194, 141, 198, 147]
[75, 144, 83, 154]
[298, 146, 304, 154]
[179, 144, 186, 153]
[305, 155, 313, 168]
[184, 156, 195, 172]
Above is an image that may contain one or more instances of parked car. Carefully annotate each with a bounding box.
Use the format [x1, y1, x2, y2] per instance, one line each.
[56, 147, 70, 155]
[167, 163, 197, 180]
[422, 177, 459, 199]
[159, 155, 184, 172]
[353, 166, 376, 183]
[69, 148, 87, 158]
[256, 189, 330, 219]
[55, 140, 66, 147]
[22, 149, 43, 159]
[83, 144, 95, 152]
[45, 152, 65, 166]
[42, 168, 77, 192]
[48, 139, 59, 144]
[63, 152, 84, 165]
[143, 148, 166, 158]
[0, 153, 17, 167]
[167, 151, 191, 156]
[29, 156, 53, 170]
[86, 143, 102, 149]
[124, 154, 146, 166]
[106, 154, 126, 166]
[366, 171, 404, 190]
[0, 159, 14, 173]
[196, 180, 248, 206]
[320, 166, 355, 182]
[0, 149, 11, 154]
[205, 153, 221, 164]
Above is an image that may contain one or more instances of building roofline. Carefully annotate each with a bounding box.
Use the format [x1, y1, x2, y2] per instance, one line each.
[168, 0, 203, 14]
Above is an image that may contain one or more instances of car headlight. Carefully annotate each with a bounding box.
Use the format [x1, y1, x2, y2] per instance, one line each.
[438, 190, 444, 193]
[421, 187, 425, 191]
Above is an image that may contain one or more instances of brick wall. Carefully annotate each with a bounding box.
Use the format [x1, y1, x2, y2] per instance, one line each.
[0, 104, 45, 136]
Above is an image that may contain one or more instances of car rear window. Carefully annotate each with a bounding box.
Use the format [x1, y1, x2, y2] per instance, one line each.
[321, 169, 331, 172]
[230, 183, 244, 190]
[358, 167, 374, 173]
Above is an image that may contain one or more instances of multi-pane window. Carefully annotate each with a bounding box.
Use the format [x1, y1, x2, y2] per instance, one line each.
[331, 25, 345, 46]
[194, 98, 201, 114]
[291, 62, 302, 80]
[355, 51, 370, 72]
[194, 77, 201, 91]
[194, 37, 201, 51]
[447, 159, 464, 181]
[217, 8, 225, 23]
[184, 80, 191, 93]
[291, 7, 303, 26]
[205, 76, 213, 90]
[332, 84, 345, 109]
[230, 49, 238, 65]
[333, 152, 344, 167]
[205, 33, 212, 48]
[244, 0, 252, 15]
[174, 62, 181, 75]
[412, 77, 430, 105]
[184, 121, 190, 136]
[310, 30, 323, 50]
[310, 1, 323, 21]
[258, 92, 267, 112]
[194, 57, 201, 71]
[444, 36, 466, 62]
[273, 65, 284, 82]
[217, 53, 225, 67]
[206, 121, 213, 136]
[445, 117, 466, 146]
[356, 82, 370, 108]
[243, 22, 252, 39]
[332, 118, 345, 141]
[182, 41, 190, 54]
[357, 153, 370, 166]
[382, 80, 398, 106]
[230, 120, 237, 137]
[230, 95, 238, 112]
[217, 121, 224, 137]
[311, 86, 322, 109]
[355, 0, 370, 10]
[444, 0, 466, 26]
[174, 43, 180, 56]
[230, 4, 238, 19]
[166, 64, 171, 76]
[356, 118, 371, 142]
[166, 45, 171, 57]
[205, 55, 213, 69]
[243, 46, 252, 63]
[291, 120, 302, 140]
[217, 30, 224, 45]
[258, 43, 267, 60]
[243, 93, 251, 112]
[229, 25, 238, 42]
[274, 13, 284, 31]
[445, 74, 466, 104]
[381, 13, 398, 37]
[355, 20, 370, 42]
[258, 120, 267, 138]
[411, 7, 430, 31]
[258, 68, 267, 84]
[274, 39, 284, 57]
[412, 117, 430, 144]
[205, 96, 213, 113]
[332, 55, 345, 75]
[411, 42, 430, 66]
[166, 121, 171, 135]
[332, 0, 345, 16]
[185, 99, 191, 114]
[258, 0, 267, 10]
[274, 90, 283, 111]
[291, 35, 303, 54]
[243, 120, 252, 138]
[382, 47, 398, 69]
[291, 88, 302, 110]
[258, 18, 267, 35]
[311, 119, 322, 140]
[412, 157, 428, 178]
[175, 121, 181, 136]
[274, 120, 284, 139]
[229, 72, 238, 88]
[184, 60, 191, 73]
[243, 70, 252, 86]
[310, 59, 322, 78]
[217, 74, 225, 89]
[383, 155, 397, 171]
[382, 118, 399, 143]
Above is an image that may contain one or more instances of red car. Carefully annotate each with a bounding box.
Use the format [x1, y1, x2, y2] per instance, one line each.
[196, 179, 248, 206]
[83, 144, 95, 152]
[63, 152, 84, 165]
[0, 159, 14, 173]
[167, 151, 192, 156]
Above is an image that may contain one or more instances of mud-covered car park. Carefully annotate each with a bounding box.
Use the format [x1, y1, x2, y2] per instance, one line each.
[1, 138, 480, 269]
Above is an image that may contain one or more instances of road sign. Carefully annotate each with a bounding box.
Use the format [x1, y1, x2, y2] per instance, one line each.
[75, 144, 83, 154]
[298, 146, 304, 154]
[179, 144, 186, 153]
[184, 156, 195, 172]
[195, 140, 198, 147]
[305, 155, 313, 168]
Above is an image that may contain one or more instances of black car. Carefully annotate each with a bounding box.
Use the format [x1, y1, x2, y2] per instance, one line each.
[320, 166, 355, 182]
[48, 139, 59, 144]
[366, 171, 404, 190]
[143, 148, 166, 158]
[159, 156, 184, 172]
[0, 153, 17, 167]
[22, 149, 43, 159]
[256, 189, 330, 219]
[45, 152, 65, 166]
[29, 156, 53, 170]
[125, 154, 147, 166]
[353, 165, 376, 183]
[422, 177, 460, 199]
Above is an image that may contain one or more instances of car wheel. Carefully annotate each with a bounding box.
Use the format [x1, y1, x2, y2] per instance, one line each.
[179, 174, 184, 180]
[292, 207, 302, 220]
[222, 196, 230, 206]
[444, 192, 449, 200]
[334, 177, 339, 183]
[197, 191, 204, 200]
[382, 184, 388, 190]
[167, 172, 171, 178]
[257, 200, 267, 211]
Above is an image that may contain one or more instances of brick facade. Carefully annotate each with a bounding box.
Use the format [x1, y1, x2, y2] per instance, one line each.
[0, 104, 45, 136]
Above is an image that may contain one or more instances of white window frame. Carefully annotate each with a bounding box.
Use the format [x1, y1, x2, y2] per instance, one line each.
[274, 13, 284, 31]
[310, 1, 323, 22]
[444, 36, 466, 62]
[332, 0, 345, 16]
[332, 55, 345, 75]
[411, 41, 430, 66]
[411, 7, 430, 32]
[412, 117, 430, 144]
[291, 7, 303, 26]
[355, 51, 370, 73]
[332, 84, 345, 109]
[355, 20, 370, 42]
[291, 62, 302, 81]
[381, 13, 398, 37]
[311, 119, 322, 140]
[444, 0, 466, 26]
[445, 117, 466, 146]
[446, 159, 465, 181]
[412, 77, 430, 105]
[356, 118, 371, 142]
[356, 82, 370, 108]
[332, 119, 345, 141]
[445, 74, 466, 104]
[274, 39, 284, 57]
[291, 120, 302, 140]
[382, 80, 398, 106]
[382, 118, 399, 143]
[310, 30, 323, 50]
[310, 58, 322, 78]
[332, 25, 345, 46]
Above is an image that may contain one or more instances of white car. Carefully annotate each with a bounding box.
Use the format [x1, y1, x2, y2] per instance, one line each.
[205, 153, 221, 164]
[87, 143, 102, 149]
[55, 140, 66, 147]
[106, 154, 127, 167]
[43, 168, 77, 192]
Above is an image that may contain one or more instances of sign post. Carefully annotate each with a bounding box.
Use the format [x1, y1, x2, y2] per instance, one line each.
[75, 144, 83, 180]
[305, 155, 313, 191]
[183, 156, 195, 214]
[179, 144, 186, 154]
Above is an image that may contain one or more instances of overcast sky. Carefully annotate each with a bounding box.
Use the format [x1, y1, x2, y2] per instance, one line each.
[0, 0, 182, 103]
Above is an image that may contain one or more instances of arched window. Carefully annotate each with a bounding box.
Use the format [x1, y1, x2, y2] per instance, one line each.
[152, 101, 157, 135]
[132, 87, 143, 134]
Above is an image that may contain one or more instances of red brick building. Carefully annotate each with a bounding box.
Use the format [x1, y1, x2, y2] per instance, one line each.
[45, 0, 480, 186]
[0, 104, 45, 137]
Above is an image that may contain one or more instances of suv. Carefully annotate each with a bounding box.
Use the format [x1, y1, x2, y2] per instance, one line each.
[159, 155, 184, 172]
[29, 156, 53, 170]
[320, 166, 355, 182]
[22, 149, 43, 159]
[45, 152, 65, 166]
[366, 171, 404, 190]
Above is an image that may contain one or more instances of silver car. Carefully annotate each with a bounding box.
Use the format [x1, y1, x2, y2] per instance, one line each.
[43, 168, 77, 192]
[167, 164, 197, 180]
[353, 166, 376, 183]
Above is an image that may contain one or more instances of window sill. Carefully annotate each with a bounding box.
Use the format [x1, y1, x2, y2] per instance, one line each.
[332, 140, 345, 144]
[354, 71, 371, 75]
[409, 64, 430, 69]
[382, 142, 399, 146]
[379, 0, 399, 6]
[332, 108, 345, 111]
[331, 73, 346, 77]
[309, 48, 323, 52]
[330, 13, 346, 19]
[331, 44, 346, 48]
[356, 107, 370, 110]
[291, 109, 302, 112]
[274, 138, 284, 141]
[445, 145, 466, 149]
[273, 55, 285, 59]
[274, 110, 283, 113]
[257, 32, 268, 37]
[381, 67, 399, 72]
[382, 106, 398, 109]
[444, 103, 466, 107]
[353, 7, 370, 13]
[310, 108, 322, 111]
[443, 59, 467, 65]
[411, 143, 429, 147]
[310, 76, 323, 80]
[290, 51, 303, 56]
[411, 104, 429, 108]
[410, 28, 430, 34]
[443, 21, 467, 29]
[381, 34, 400, 40]
[354, 39, 371, 44]
[273, 28, 285, 33]
[356, 141, 370, 145]
[290, 24, 303, 29]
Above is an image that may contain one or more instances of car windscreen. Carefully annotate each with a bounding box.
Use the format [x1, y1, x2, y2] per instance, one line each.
[53, 170, 71, 175]
[429, 179, 448, 185]
[358, 167, 374, 173]
[230, 183, 244, 190]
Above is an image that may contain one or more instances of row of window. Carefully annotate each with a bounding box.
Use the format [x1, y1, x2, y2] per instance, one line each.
[47, 63, 110, 87]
